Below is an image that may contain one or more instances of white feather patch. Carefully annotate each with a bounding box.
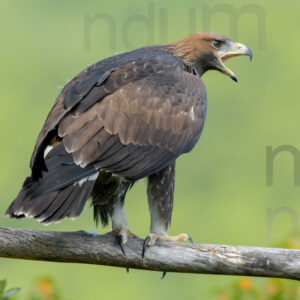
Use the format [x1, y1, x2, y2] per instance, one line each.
[44, 145, 54, 158]
[189, 107, 195, 121]
[13, 208, 33, 218]
[41, 222, 51, 226]
[75, 172, 99, 187]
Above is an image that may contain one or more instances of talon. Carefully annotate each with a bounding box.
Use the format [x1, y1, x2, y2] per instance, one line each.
[113, 228, 137, 256]
[161, 271, 167, 279]
[118, 234, 126, 255]
[142, 235, 151, 258]
[187, 235, 193, 243]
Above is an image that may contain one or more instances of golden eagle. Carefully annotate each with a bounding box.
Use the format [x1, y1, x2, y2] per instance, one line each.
[6, 32, 252, 255]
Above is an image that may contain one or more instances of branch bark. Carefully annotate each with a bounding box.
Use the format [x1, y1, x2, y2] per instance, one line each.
[0, 227, 299, 280]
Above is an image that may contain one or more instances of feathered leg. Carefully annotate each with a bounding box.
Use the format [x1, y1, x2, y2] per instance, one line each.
[91, 172, 136, 255]
[142, 162, 192, 258]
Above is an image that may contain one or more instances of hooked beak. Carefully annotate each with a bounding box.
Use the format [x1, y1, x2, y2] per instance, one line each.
[219, 42, 253, 82]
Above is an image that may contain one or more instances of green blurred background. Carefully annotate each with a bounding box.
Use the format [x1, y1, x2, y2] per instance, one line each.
[1, 0, 300, 299]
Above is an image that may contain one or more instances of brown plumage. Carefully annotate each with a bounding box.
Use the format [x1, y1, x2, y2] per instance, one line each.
[6, 33, 252, 250]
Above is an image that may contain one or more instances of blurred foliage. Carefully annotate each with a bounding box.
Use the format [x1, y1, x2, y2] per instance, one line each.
[1, 0, 300, 299]
[28, 278, 62, 300]
[0, 280, 20, 300]
[213, 278, 300, 300]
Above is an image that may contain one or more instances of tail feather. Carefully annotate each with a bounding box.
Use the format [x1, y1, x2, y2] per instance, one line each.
[67, 181, 95, 219]
[6, 175, 97, 224]
[35, 186, 74, 223]
[26, 189, 59, 218]
[6, 141, 99, 224]
[42, 181, 94, 224]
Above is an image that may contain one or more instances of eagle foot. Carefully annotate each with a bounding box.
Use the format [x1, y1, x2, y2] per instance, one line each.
[142, 233, 193, 258]
[112, 229, 138, 256]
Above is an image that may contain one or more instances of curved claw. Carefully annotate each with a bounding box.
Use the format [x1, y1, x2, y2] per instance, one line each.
[187, 235, 193, 244]
[142, 235, 151, 258]
[161, 271, 167, 279]
[118, 234, 126, 256]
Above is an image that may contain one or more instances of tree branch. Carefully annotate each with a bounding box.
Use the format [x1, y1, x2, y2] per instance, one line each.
[0, 227, 299, 280]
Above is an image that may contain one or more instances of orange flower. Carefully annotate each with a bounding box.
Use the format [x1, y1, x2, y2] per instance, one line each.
[218, 295, 229, 300]
[266, 282, 277, 295]
[285, 239, 298, 249]
[238, 278, 252, 291]
[38, 279, 52, 299]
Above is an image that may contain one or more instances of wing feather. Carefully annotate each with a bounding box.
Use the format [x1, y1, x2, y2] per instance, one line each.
[57, 71, 205, 179]
[30, 50, 206, 182]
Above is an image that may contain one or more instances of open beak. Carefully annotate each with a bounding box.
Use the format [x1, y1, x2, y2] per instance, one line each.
[219, 42, 253, 82]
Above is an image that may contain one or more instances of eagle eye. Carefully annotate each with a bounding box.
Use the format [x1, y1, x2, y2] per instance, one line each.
[212, 40, 223, 49]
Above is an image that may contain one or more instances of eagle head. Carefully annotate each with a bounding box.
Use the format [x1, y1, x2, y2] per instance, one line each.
[171, 32, 253, 82]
